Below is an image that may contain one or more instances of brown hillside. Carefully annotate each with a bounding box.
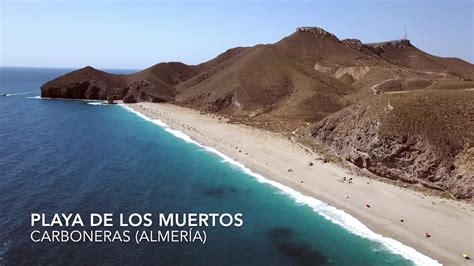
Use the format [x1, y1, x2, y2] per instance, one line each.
[366, 40, 474, 79]
[175, 44, 355, 122]
[275, 27, 386, 67]
[130, 62, 198, 86]
[309, 89, 474, 198]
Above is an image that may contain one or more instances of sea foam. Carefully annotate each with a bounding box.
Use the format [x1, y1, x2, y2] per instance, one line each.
[87, 102, 109, 106]
[119, 104, 441, 266]
[27, 97, 110, 106]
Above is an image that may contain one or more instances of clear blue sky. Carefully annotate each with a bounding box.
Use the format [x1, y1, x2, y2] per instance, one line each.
[1, 0, 472, 69]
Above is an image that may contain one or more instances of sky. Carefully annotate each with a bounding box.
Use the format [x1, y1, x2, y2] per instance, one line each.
[1, 0, 473, 69]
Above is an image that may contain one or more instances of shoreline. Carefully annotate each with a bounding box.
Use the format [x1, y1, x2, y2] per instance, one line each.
[124, 102, 473, 265]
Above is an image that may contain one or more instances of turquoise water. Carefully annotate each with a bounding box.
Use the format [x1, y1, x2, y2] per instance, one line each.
[0, 67, 427, 265]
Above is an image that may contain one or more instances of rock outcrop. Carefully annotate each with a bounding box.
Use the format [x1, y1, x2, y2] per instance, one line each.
[296, 27, 339, 40]
[366, 39, 413, 50]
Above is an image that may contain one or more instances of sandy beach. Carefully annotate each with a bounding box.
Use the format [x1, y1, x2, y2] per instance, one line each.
[126, 102, 473, 265]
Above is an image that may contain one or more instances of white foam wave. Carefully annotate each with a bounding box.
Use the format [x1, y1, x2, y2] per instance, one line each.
[81, 99, 105, 102]
[119, 104, 441, 266]
[87, 102, 110, 106]
[26, 97, 112, 105]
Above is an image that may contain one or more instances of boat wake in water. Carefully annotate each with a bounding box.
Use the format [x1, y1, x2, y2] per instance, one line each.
[2, 91, 36, 97]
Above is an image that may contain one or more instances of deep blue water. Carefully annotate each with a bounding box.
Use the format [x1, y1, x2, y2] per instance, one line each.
[0, 67, 419, 265]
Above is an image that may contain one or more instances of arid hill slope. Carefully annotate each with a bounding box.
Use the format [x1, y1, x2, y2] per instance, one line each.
[310, 89, 474, 198]
[41, 27, 474, 198]
[175, 44, 355, 122]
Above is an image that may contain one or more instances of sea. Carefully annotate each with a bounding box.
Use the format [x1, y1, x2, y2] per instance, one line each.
[0, 67, 439, 265]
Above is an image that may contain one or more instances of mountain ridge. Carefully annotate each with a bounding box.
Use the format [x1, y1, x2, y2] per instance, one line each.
[40, 27, 474, 199]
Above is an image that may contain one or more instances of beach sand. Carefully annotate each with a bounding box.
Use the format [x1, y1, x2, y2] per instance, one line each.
[126, 102, 473, 265]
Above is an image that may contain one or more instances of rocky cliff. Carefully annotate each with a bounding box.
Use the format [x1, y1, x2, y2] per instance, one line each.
[41, 63, 198, 103]
[310, 90, 473, 198]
